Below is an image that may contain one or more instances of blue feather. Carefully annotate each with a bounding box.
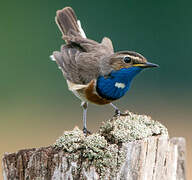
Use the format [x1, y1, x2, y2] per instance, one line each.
[96, 67, 142, 100]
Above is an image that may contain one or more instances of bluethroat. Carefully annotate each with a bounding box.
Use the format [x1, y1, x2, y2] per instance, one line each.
[51, 7, 159, 134]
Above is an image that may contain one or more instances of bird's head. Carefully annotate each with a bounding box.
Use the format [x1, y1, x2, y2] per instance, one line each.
[109, 51, 158, 70]
[100, 51, 158, 76]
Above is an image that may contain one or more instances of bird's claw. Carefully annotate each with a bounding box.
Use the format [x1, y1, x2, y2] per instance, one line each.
[114, 109, 130, 117]
[83, 127, 91, 135]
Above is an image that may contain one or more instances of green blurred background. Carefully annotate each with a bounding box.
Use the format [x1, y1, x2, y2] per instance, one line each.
[0, 0, 191, 178]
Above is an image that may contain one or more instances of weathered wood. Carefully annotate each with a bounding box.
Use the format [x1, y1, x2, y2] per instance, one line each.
[170, 138, 186, 180]
[2, 113, 186, 180]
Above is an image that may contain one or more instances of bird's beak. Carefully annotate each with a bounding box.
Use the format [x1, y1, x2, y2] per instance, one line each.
[133, 62, 159, 68]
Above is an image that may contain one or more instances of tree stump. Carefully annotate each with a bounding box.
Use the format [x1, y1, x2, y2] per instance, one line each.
[2, 112, 186, 180]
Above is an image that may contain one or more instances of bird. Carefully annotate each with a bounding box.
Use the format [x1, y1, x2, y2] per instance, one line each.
[50, 7, 159, 134]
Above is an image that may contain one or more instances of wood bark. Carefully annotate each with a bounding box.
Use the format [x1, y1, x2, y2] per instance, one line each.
[2, 135, 186, 180]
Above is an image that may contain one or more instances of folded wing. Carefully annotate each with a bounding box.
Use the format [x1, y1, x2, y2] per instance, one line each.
[52, 7, 114, 85]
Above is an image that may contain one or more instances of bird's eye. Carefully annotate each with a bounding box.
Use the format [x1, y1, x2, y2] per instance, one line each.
[123, 56, 131, 63]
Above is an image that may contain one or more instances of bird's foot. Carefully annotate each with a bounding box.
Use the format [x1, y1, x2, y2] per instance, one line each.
[83, 127, 91, 135]
[114, 109, 130, 117]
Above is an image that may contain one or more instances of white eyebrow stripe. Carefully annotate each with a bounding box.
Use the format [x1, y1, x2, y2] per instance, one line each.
[124, 55, 141, 61]
[115, 82, 125, 89]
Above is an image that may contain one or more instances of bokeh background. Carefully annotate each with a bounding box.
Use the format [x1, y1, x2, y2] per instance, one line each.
[0, 0, 191, 178]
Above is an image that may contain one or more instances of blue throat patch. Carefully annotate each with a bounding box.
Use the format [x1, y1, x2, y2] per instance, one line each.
[96, 67, 142, 100]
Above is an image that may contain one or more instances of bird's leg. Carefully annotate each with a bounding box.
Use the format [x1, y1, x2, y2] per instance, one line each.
[110, 103, 129, 116]
[81, 102, 91, 135]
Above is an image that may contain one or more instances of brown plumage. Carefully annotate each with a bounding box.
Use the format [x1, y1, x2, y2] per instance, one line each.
[53, 7, 114, 85]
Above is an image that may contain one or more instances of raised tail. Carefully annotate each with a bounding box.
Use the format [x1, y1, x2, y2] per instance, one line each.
[55, 7, 86, 41]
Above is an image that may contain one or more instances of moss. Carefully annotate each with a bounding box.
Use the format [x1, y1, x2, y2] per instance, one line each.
[53, 112, 168, 178]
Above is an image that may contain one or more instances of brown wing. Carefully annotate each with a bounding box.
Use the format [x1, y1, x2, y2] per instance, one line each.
[53, 44, 82, 84]
[53, 40, 112, 84]
[52, 7, 114, 84]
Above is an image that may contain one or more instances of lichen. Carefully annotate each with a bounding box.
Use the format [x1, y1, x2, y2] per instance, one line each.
[83, 134, 121, 177]
[54, 127, 85, 152]
[53, 112, 168, 178]
[100, 112, 168, 143]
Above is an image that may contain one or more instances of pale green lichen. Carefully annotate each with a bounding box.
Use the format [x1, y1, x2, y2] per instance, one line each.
[83, 134, 120, 177]
[54, 127, 85, 152]
[53, 112, 168, 178]
[83, 134, 107, 160]
[100, 112, 168, 143]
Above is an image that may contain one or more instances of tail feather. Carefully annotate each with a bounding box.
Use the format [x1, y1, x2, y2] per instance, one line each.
[55, 7, 84, 41]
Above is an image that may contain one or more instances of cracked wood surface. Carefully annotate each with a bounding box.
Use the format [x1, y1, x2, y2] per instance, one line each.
[2, 135, 186, 180]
